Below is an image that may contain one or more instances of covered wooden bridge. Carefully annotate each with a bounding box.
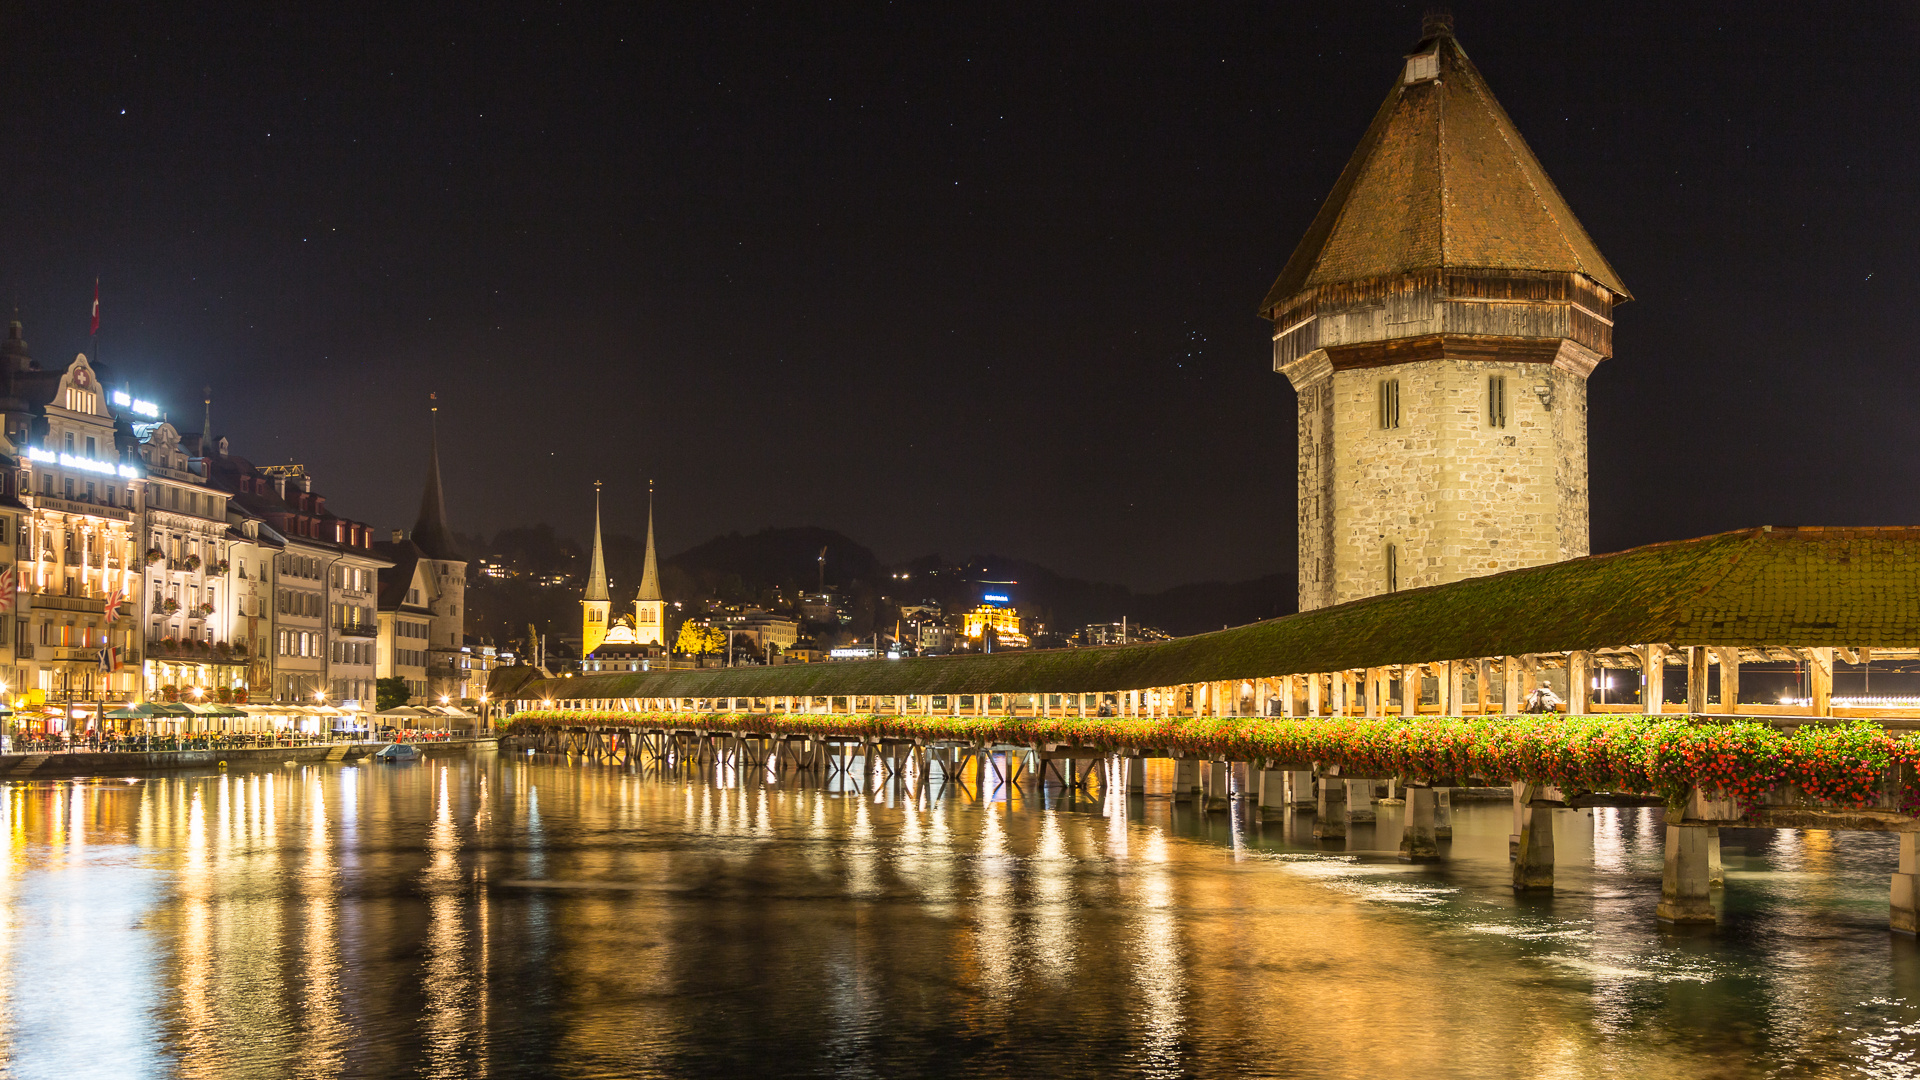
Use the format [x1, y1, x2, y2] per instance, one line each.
[500, 526, 1919, 722]
[493, 526, 1920, 928]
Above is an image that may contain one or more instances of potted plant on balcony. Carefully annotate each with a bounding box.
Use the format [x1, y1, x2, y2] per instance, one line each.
[196, 601, 215, 616]
[215, 685, 233, 704]
[160, 598, 180, 615]
[183, 554, 202, 571]
[232, 686, 249, 705]
[145, 548, 164, 566]
[161, 684, 180, 703]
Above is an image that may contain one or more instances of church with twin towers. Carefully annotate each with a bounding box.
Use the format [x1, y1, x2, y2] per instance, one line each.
[1265, 13, 1627, 613]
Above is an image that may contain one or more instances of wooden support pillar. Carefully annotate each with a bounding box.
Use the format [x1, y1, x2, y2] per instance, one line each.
[1330, 672, 1347, 718]
[1503, 658, 1524, 718]
[1435, 661, 1453, 716]
[1363, 668, 1381, 717]
[1714, 648, 1741, 712]
[1809, 647, 1834, 717]
[1639, 645, 1665, 714]
[1254, 679, 1269, 717]
[1567, 651, 1591, 715]
[1306, 674, 1322, 718]
[1475, 658, 1492, 714]
[1687, 647, 1709, 715]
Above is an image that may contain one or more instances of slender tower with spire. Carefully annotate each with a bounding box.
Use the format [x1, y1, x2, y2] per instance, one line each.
[581, 480, 611, 657]
[632, 480, 664, 646]
[1263, 13, 1628, 611]
[411, 395, 469, 699]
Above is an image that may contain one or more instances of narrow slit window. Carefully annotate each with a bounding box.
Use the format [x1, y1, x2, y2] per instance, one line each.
[1488, 375, 1508, 428]
[1385, 543, 1399, 594]
[1377, 378, 1401, 430]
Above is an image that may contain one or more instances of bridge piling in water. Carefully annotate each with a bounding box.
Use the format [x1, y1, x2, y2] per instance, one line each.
[1400, 785, 1439, 862]
[1657, 824, 1717, 924]
[1345, 780, 1374, 823]
[1314, 778, 1346, 840]
[1893, 835, 1920, 935]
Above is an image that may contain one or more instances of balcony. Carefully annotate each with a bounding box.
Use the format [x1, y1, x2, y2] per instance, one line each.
[145, 638, 248, 665]
[332, 623, 378, 639]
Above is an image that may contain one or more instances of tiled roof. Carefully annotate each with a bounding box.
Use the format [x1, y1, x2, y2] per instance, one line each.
[1259, 27, 1628, 318]
[505, 527, 1920, 701]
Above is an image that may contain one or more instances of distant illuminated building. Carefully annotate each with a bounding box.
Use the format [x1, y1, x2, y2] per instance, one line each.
[963, 593, 1029, 649]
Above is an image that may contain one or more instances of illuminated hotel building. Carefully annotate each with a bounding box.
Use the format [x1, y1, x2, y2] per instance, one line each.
[135, 422, 243, 701]
[0, 329, 145, 724]
[963, 593, 1028, 648]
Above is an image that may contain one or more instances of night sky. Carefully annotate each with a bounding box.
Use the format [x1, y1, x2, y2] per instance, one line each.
[1, 2, 1913, 591]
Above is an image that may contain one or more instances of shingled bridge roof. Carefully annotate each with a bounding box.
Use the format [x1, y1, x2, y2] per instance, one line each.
[499, 527, 1920, 702]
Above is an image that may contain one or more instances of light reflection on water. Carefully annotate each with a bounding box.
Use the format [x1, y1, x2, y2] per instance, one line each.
[0, 756, 1912, 1077]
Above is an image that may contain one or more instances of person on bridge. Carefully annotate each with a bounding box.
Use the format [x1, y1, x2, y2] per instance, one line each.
[1523, 682, 1563, 714]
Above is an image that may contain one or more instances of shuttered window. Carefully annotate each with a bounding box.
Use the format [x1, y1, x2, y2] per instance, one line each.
[1377, 379, 1401, 430]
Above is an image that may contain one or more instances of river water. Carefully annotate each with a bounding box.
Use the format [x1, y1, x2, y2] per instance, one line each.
[0, 749, 1915, 1078]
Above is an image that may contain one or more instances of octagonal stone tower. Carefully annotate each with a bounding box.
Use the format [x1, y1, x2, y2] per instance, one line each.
[1263, 15, 1630, 612]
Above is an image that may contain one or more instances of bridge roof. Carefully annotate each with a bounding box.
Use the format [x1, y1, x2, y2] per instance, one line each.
[498, 526, 1920, 701]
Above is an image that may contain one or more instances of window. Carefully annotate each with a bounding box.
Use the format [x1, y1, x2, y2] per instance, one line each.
[1377, 379, 1401, 430]
[64, 433, 74, 454]
[1488, 375, 1508, 428]
[63, 478, 74, 500]
[39, 473, 50, 495]
[1386, 543, 1399, 594]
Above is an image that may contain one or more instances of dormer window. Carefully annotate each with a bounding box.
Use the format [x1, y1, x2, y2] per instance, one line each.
[1404, 51, 1438, 84]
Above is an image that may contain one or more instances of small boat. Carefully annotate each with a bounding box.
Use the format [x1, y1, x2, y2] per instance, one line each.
[373, 743, 422, 763]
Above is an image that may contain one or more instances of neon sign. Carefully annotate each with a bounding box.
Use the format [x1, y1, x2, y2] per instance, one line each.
[26, 447, 141, 479]
[983, 593, 1009, 603]
[109, 390, 160, 418]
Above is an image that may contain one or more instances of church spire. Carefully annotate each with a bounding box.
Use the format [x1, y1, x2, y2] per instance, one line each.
[636, 480, 661, 602]
[411, 395, 464, 562]
[585, 480, 609, 602]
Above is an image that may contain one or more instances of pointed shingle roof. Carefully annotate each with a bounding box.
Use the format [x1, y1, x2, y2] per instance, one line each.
[1260, 24, 1628, 319]
[412, 414, 464, 563]
[636, 490, 661, 603]
[585, 483, 609, 603]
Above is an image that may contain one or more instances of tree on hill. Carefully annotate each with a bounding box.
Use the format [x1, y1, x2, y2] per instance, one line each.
[674, 621, 726, 656]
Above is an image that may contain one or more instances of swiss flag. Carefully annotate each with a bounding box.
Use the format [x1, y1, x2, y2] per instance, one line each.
[90, 279, 99, 336]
